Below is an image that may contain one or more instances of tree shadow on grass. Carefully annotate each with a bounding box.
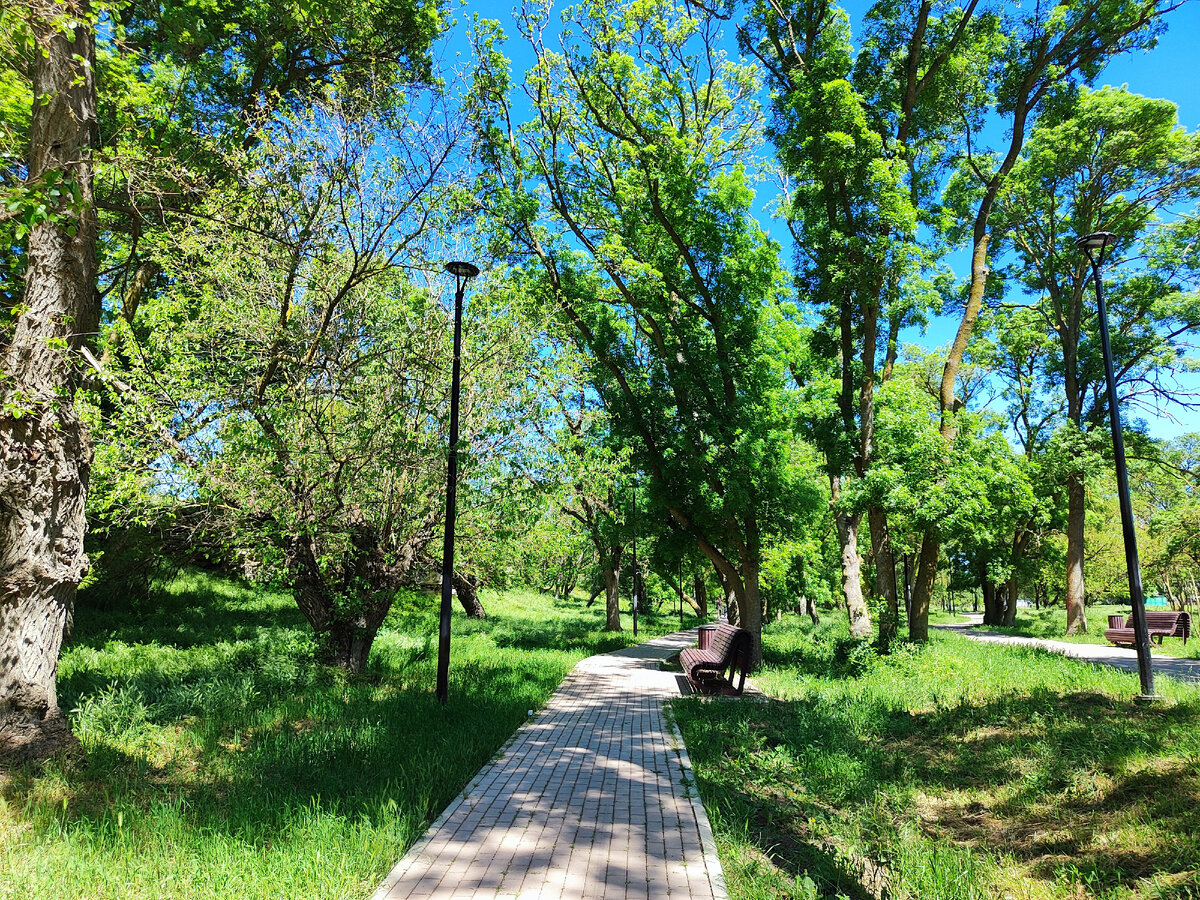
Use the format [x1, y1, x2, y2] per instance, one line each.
[674, 687, 1200, 897]
[9, 573, 584, 863]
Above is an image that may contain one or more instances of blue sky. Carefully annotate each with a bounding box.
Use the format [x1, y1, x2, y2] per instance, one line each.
[442, 1, 1200, 441]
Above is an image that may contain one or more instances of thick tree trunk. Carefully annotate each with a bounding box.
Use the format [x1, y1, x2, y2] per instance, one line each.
[832, 498, 872, 638]
[451, 570, 486, 619]
[289, 532, 399, 674]
[602, 547, 622, 631]
[908, 532, 939, 642]
[735, 555, 764, 667]
[868, 507, 899, 648]
[1065, 470, 1089, 634]
[981, 575, 1001, 626]
[0, 1, 98, 759]
[1004, 576, 1019, 627]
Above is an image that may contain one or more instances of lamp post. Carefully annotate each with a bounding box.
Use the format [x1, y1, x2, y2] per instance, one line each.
[630, 476, 638, 638]
[1075, 231, 1158, 701]
[437, 260, 480, 705]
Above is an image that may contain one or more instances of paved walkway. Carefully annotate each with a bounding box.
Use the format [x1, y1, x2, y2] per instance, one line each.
[372, 629, 728, 900]
[936, 615, 1200, 684]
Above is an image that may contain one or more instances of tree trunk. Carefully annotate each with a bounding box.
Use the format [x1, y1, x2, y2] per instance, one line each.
[833, 502, 873, 639]
[908, 532, 939, 642]
[798, 594, 820, 625]
[1065, 470, 1089, 634]
[692, 571, 708, 619]
[868, 506, 899, 648]
[981, 575, 1001, 626]
[288, 533, 396, 674]
[0, 0, 99, 760]
[1004, 576, 1019, 627]
[602, 546, 622, 631]
[735, 554, 764, 667]
[452, 570, 486, 619]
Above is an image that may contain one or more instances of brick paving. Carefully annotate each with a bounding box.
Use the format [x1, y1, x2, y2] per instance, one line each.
[371, 629, 728, 900]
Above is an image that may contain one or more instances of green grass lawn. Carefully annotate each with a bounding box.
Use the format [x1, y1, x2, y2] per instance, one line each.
[673, 618, 1200, 900]
[0, 570, 697, 900]
[989, 604, 1200, 660]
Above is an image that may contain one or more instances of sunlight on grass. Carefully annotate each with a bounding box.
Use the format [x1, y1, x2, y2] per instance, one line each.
[0, 570, 697, 900]
[674, 617, 1200, 900]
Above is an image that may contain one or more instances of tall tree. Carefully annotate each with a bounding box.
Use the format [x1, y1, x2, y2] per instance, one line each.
[472, 0, 797, 663]
[994, 85, 1200, 633]
[0, 0, 98, 756]
[908, 0, 1183, 640]
[743, 0, 996, 643]
[0, 0, 442, 752]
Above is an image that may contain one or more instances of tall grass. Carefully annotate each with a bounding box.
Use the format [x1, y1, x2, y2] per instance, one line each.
[0, 570, 696, 899]
[674, 617, 1200, 900]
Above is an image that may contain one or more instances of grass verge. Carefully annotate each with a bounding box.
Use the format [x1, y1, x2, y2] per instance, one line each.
[673, 617, 1200, 900]
[0, 570, 696, 899]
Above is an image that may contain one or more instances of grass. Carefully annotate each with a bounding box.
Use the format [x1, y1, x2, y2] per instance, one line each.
[989, 604, 1200, 660]
[673, 617, 1200, 900]
[0, 570, 698, 900]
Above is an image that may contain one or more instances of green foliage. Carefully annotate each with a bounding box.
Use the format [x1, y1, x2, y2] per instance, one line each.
[471, 0, 813, 628]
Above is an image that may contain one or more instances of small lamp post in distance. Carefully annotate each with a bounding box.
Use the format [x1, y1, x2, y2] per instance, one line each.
[1074, 230, 1158, 702]
[437, 260, 480, 706]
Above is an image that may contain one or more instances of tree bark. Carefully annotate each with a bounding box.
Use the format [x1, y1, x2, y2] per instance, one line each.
[0, 0, 99, 759]
[908, 532, 939, 642]
[868, 506, 899, 648]
[602, 546, 622, 631]
[1065, 470, 1089, 634]
[451, 570, 486, 619]
[831, 478, 872, 638]
[692, 571, 708, 619]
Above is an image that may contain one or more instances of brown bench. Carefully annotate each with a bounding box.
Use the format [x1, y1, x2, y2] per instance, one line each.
[1104, 610, 1191, 647]
[680, 623, 753, 696]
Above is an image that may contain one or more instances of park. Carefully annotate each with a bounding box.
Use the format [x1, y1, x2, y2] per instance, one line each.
[3, 1, 1200, 898]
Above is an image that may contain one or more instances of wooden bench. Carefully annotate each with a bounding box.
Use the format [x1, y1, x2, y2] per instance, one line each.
[680, 623, 753, 696]
[1104, 610, 1191, 647]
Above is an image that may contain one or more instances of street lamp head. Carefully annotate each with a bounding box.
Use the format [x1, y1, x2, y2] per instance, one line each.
[444, 261, 480, 279]
[1075, 231, 1118, 252]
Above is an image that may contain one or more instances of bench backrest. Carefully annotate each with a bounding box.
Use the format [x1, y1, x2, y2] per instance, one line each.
[709, 623, 753, 668]
[1144, 610, 1191, 638]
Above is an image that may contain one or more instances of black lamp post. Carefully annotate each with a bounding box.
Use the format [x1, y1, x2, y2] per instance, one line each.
[1075, 231, 1158, 700]
[631, 485, 638, 638]
[437, 260, 480, 706]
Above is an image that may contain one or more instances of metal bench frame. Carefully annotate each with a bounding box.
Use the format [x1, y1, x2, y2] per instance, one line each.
[680, 623, 753, 696]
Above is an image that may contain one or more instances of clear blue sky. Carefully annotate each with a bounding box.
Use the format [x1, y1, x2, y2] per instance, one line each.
[442, 1, 1200, 440]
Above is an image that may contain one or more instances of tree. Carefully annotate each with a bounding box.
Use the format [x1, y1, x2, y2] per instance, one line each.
[470, 0, 801, 664]
[908, 0, 1183, 640]
[0, 0, 98, 755]
[0, 0, 443, 753]
[743, 0, 997, 644]
[994, 85, 1200, 633]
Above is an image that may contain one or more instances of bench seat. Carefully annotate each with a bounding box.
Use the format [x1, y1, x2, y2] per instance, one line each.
[1104, 610, 1191, 647]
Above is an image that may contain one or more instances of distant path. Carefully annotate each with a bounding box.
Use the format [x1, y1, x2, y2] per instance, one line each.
[371, 628, 728, 900]
[934, 616, 1200, 685]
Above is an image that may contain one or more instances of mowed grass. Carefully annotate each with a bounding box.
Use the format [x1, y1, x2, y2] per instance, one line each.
[673, 618, 1200, 900]
[0, 570, 696, 900]
[990, 603, 1200, 660]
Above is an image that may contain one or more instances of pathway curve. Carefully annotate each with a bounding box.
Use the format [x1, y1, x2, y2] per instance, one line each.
[371, 629, 727, 900]
[935, 616, 1200, 685]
